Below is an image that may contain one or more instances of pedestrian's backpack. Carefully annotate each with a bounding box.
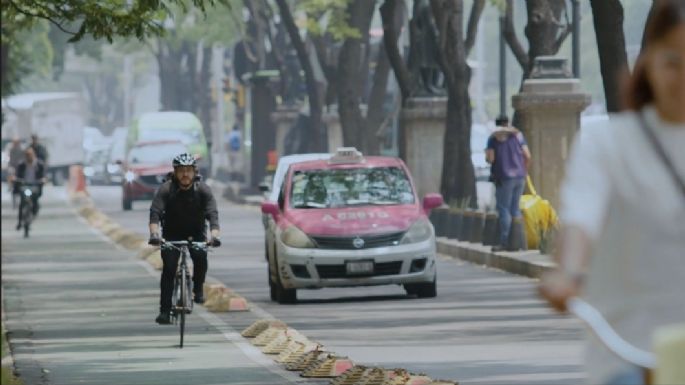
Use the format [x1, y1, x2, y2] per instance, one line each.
[229, 132, 241, 151]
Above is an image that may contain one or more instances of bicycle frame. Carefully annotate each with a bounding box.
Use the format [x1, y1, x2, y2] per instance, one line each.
[15, 180, 42, 238]
[161, 240, 208, 348]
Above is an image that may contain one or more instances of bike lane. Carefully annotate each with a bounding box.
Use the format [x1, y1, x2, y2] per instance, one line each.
[1, 185, 323, 385]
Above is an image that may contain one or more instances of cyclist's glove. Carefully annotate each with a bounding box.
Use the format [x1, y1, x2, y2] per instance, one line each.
[210, 237, 221, 247]
[148, 233, 161, 246]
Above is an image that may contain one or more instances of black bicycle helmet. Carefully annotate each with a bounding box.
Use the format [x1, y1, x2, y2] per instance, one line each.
[172, 153, 197, 168]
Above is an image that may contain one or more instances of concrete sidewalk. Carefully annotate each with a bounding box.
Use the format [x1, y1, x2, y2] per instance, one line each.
[0, 185, 320, 385]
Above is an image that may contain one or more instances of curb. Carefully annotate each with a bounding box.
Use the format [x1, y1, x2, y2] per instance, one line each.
[436, 237, 555, 279]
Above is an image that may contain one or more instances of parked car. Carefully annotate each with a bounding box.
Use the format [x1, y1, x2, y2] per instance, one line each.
[121, 140, 185, 210]
[261, 147, 444, 304]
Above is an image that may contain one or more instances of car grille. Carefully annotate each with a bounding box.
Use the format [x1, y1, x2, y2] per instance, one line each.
[316, 261, 403, 279]
[311, 232, 405, 250]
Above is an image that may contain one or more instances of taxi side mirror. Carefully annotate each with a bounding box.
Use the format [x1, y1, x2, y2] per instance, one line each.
[261, 201, 280, 220]
[422, 193, 444, 212]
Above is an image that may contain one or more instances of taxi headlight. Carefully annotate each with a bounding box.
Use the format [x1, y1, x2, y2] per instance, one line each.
[83, 166, 95, 177]
[125, 171, 136, 182]
[281, 225, 315, 248]
[401, 218, 433, 244]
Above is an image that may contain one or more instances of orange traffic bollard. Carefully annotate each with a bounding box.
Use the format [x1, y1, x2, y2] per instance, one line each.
[69, 165, 88, 194]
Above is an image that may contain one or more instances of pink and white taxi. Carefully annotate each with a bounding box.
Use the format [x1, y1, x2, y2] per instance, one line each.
[261, 148, 443, 303]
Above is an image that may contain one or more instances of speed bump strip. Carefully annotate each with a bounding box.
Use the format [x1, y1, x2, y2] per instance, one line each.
[278, 342, 321, 364]
[355, 367, 387, 385]
[382, 368, 412, 385]
[241, 319, 280, 338]
[261, 330, 292, 354]
[285, 350, 330, 371]
[252, 326, 287, 346]
[330, 365, 368, 385]
[301, 356, 354, 378]
[425, 381, 458, 385]
[404, 375, 434, 385]
[275, 340, 305, 362]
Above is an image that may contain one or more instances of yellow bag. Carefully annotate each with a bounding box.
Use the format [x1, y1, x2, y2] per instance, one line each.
[519, 176, 559, 249]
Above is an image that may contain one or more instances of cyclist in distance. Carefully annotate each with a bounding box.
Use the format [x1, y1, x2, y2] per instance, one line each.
[11, 147, 46, 230]
[148, 153, 221, 325]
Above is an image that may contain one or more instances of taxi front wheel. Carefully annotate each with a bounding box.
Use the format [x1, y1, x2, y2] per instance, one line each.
[404, 275, 437, 298]
[269, 257, 297, 304]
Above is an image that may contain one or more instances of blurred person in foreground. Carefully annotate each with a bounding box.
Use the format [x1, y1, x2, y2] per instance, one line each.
[539, 1, 685, 384]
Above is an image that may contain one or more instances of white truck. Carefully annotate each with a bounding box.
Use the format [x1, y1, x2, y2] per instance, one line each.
[2, 92, 86, 185]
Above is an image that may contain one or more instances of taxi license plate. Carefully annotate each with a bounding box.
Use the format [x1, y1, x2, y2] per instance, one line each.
[346, 260, 374, 275]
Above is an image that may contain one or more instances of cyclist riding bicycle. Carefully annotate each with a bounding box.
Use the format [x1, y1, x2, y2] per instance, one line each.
[148, 153, 221, 325]
[11, 147, 46, 230]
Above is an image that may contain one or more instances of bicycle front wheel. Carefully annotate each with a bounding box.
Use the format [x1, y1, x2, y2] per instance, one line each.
[22, 202, 33, 238]
[179, 270, 186, 348]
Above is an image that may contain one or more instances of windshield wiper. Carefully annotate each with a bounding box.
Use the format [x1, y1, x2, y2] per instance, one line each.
[292, 202, 327, 209]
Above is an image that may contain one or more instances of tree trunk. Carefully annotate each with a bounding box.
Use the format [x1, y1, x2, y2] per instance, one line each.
[337, 0, 376, 152]
[380, 0, 413, 103]
[590, 0, 628, 113]
[275, 0, 324, 152]
[364, 41, 391, 155]
[431, 0, 479, 206]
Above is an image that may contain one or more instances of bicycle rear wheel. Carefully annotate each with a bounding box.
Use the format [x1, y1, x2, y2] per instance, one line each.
[179, 270, 186, 348]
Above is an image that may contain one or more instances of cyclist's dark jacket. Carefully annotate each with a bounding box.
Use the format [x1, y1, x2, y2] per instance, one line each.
[149, 178, 219, 241]
[15, 159, 46, 180]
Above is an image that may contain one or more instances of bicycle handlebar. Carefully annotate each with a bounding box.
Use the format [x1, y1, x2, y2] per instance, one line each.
[567, 297, 656, 369]
[160, 240, 211, 251]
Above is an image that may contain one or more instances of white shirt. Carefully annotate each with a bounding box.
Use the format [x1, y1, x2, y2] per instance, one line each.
[560, 106, 685, 383]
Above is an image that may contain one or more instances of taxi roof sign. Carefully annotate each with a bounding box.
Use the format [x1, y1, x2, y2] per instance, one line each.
[329, 147, 365, 165]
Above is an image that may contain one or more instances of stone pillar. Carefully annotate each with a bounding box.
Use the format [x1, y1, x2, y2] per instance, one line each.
[512, 57, 590, 209]
[270, 105, 300, 158]
[400, 97, 447, 199]
[323, 107, 343, 152]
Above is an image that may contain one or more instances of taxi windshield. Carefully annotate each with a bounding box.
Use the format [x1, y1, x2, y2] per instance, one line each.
[290, 167, 415, 209]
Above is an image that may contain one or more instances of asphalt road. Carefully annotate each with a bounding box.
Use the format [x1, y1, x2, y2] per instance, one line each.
[86, 185, 584, 385]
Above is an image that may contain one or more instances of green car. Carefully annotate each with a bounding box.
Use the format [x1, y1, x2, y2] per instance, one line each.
[127, 111, 209, 176]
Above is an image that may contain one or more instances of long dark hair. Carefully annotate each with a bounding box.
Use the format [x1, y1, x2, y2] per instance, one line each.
[624, 0, 685, 111]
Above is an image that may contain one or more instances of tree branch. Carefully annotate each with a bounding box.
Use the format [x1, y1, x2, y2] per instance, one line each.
[464, 0, 485, 57]
[503, 0, 529, 70]
[6, 0, 78, 36]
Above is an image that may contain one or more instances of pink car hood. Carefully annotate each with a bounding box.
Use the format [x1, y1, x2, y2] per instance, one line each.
[285, 205, 423, 236]
[128, 164, 173, 176]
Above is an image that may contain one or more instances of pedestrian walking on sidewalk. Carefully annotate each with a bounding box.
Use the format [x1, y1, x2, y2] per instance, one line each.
[540, 1, 685, 384]
[148, 153, 222, 325]
[486, 115, 531, 252]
